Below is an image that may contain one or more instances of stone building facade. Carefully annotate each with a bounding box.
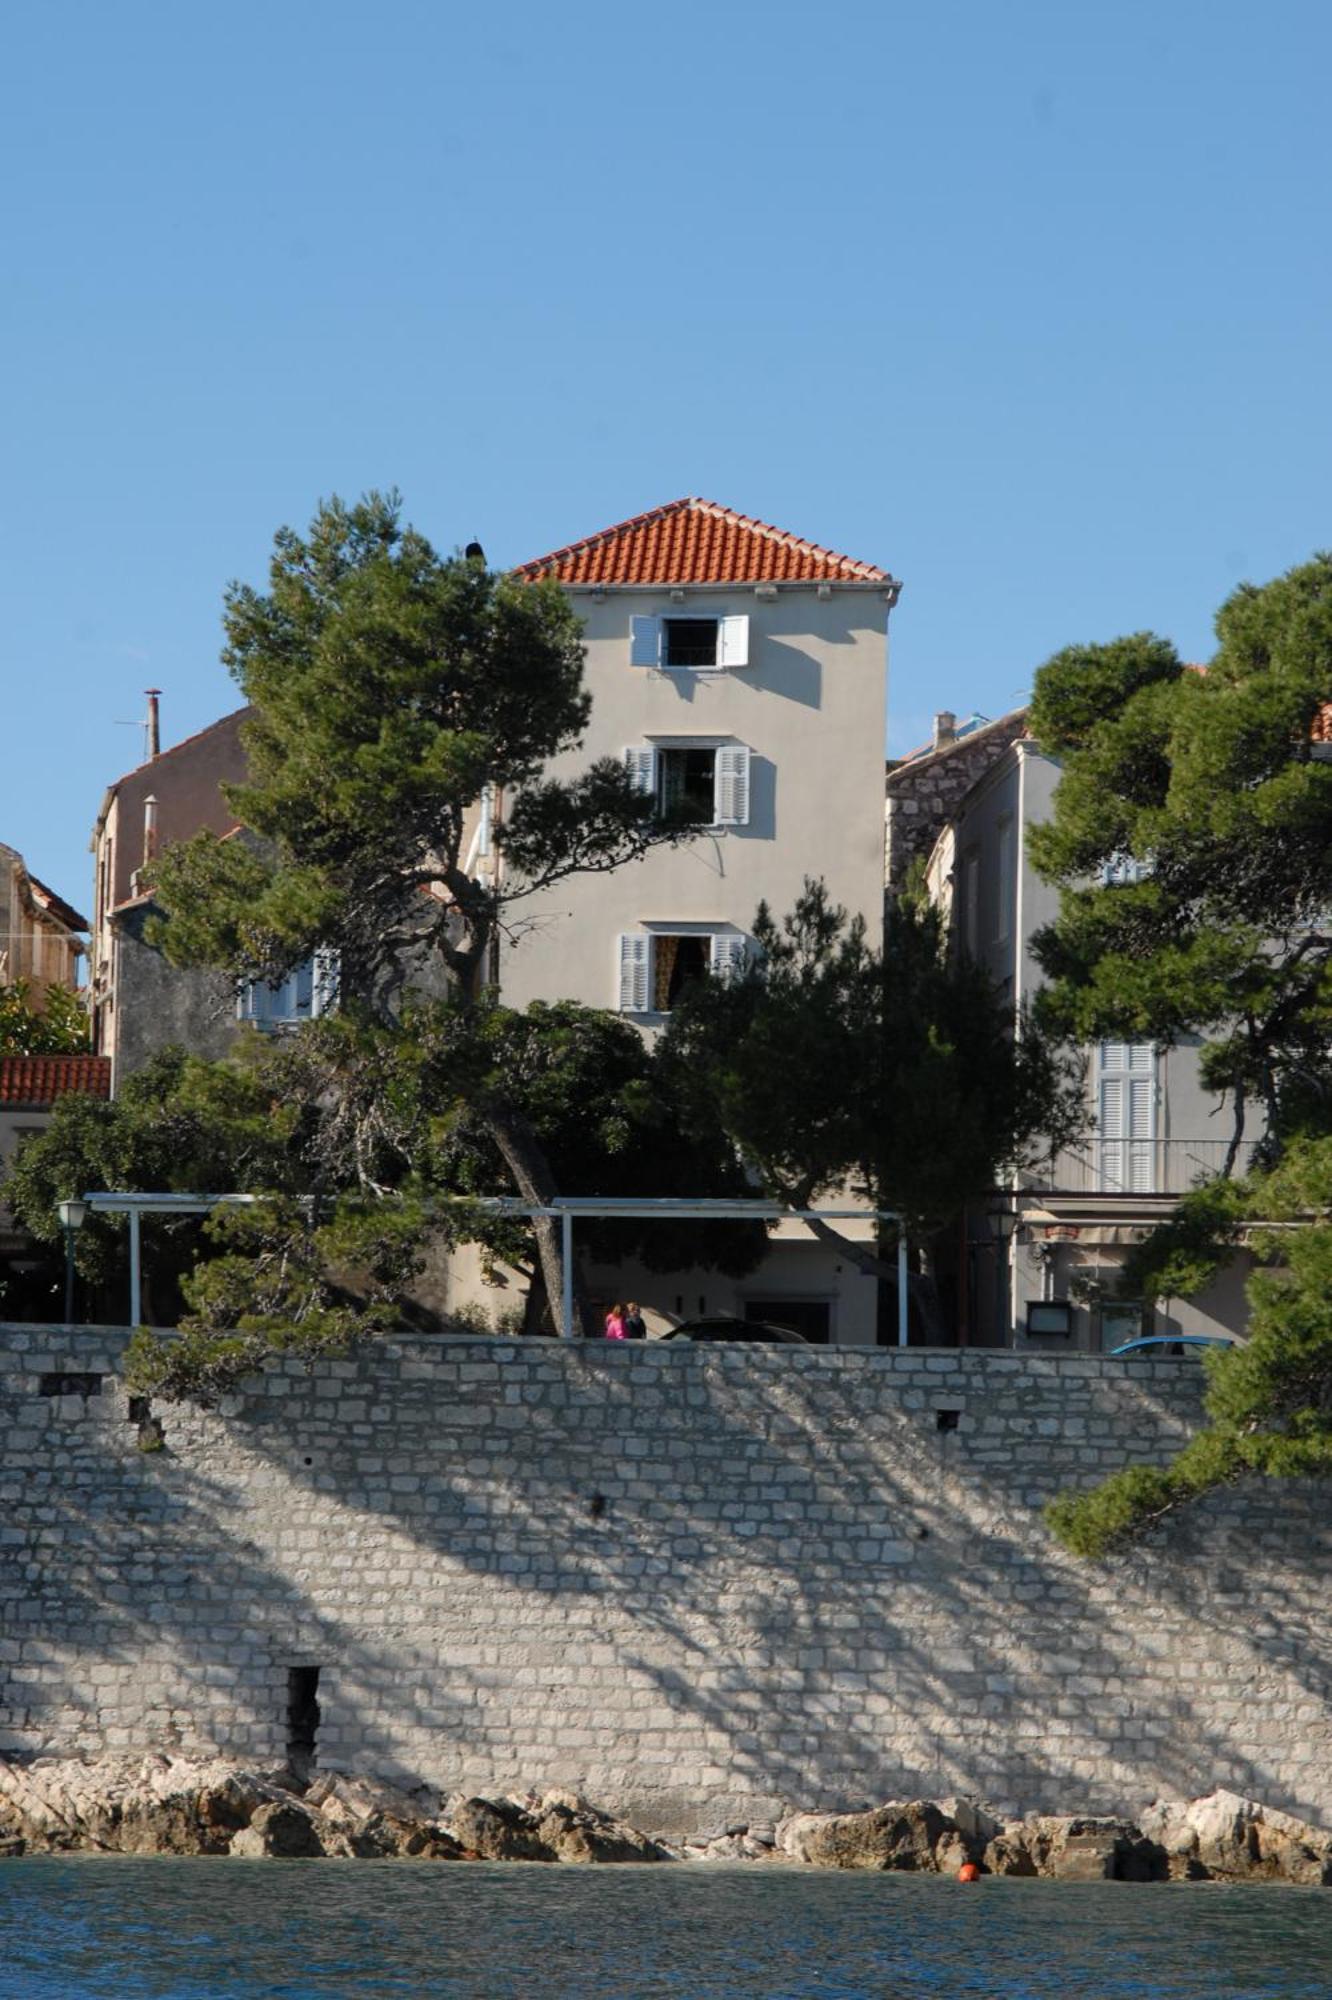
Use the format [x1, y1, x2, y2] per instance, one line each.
[885, 708, 1029, 893]
[0, 1331, 1326, 1838]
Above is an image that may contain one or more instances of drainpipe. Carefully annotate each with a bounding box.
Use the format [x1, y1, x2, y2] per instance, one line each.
[143, 796, 158, 871]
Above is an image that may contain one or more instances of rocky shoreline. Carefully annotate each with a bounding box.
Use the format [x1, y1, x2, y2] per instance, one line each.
[1, 1758, 1329, 1884]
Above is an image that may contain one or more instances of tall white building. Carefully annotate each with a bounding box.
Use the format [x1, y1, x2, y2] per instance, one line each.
[888, 714, 1256, 1350]
[485, 497, 902, 1343]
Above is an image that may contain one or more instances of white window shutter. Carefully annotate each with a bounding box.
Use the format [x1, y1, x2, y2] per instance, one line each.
[1097, 1043, 1156, 1190]
[312, 948, 339, 1017]
[624, 746, 656, 795]
[709, 933, 747, 983]
[713, 744, 751, 826]
[719, 613, 749, 669]
[630, 616, 660, 668]
[618, 934, 650, 1012]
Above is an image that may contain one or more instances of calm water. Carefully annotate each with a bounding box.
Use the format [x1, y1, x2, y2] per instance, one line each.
[1, 1859, 1329, 1999]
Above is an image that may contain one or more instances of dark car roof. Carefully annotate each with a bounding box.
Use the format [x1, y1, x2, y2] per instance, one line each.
[661, 1317, 809, 1344]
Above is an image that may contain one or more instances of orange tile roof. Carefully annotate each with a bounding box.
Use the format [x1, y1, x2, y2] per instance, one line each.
[1314, 701, 1332, 743]
[0, 1055, 111, 1106]
[515, 497, 892, 587]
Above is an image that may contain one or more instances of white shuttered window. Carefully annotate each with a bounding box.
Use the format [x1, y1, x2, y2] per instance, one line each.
[712, 744, 751, 825]
[623, 742, 751, 827]
[1097, 1041, 1156, 1191]
[617, 931, 748, 1013]
[617, 934, 651, 1013]
[627, 614, 750, 672]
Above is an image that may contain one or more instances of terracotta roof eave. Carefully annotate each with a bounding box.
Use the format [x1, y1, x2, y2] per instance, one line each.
[515, 496, 891, 587]
[555, 577, 900, 594]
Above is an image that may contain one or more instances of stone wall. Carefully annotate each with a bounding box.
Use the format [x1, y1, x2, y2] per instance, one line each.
[885, 711, 1029, 890]
[0, 1328, 1328, 1838]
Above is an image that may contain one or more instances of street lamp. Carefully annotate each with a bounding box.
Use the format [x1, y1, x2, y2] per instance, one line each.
[55, 1199, 88, 1326]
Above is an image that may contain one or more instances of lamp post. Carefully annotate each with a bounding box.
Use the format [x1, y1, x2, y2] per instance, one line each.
[985, 1205, 1021, 1347]
[55, 1199, 88, 1326]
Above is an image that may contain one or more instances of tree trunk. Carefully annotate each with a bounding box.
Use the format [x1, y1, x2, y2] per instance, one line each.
[485, 1101, 592, 1339]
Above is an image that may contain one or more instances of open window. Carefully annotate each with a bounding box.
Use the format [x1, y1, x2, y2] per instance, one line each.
[624, 742, 750, 827]
[630, 613, 749, 672]
[239, 949, 339, 1029]
[618, 931, 747, 1013]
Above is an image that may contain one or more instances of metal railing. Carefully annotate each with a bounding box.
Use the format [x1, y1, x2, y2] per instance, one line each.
[1020, 1137, 1261, 1198]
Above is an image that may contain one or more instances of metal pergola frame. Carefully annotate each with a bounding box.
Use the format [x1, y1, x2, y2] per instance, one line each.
[78, 1192, 910, 1345]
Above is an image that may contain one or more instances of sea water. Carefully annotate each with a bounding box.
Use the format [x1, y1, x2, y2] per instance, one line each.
[1, 1859, 1328, 1999]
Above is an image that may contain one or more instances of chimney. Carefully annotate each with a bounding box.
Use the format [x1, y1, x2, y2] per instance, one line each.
[145, 688, 161, 760]
[143, 795, 158, 869]
[932, 710, 957, 751]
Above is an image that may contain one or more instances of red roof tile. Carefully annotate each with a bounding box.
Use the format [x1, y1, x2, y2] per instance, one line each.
[0, 1056, 111, 1106]
[515, 497, 891, 587]
[1313, 701, 1332, 743]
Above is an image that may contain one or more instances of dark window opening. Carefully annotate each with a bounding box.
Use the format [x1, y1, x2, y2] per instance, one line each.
[653, 934, 710, 1010]
[662, 617, 718, 668]
[286, 1665, 322, 1780]
[39, 1372, 102, 1397]
[743, 1300, 831, 1345]
[658, 746, 716, 819]
[936, 1408, 961, 1433]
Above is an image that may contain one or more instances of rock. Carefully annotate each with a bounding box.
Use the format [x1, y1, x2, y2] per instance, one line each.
[777, 1800, 955, 1871]
[229, 1801, 324, 1858]
[533, 1799, 669, 1864]
[443, 1796, 552, 1862]
[1140, 1792, 1332, 1884]
[984, 1815, 1161, 1881]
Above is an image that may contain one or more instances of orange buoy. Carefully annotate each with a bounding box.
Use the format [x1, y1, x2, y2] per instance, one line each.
[958, 1861, 981, 1883]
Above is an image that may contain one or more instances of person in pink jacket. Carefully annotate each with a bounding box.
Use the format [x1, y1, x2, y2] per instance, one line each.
[604, 1303, 627, 1340]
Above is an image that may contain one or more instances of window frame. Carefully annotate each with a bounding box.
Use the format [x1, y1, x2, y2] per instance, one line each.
[624, 739, 751, 829]
[629, 612, 750, 673]
[616, 927, 748, 1015]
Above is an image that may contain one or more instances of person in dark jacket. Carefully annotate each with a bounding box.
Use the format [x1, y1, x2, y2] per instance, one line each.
[624, 1302, 647, 1341]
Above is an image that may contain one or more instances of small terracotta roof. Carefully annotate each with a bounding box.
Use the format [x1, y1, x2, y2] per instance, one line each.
[1314, 702, 1332, 743]
[0, 1055, 111, 1106]
[26, 873, 88, 935]
[515, 497, 892, 587]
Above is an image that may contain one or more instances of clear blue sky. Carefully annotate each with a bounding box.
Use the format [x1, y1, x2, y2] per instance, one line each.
[4, 0, 1330, 914]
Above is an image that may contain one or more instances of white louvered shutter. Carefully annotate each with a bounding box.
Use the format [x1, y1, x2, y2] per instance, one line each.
[618, 934, 651, 1012]
[719, 613, 750, 669]
[713, 744, 751, 826]
[709, 934, 748, 983]
[630, 617, 660, 668]
[312, 949, 339, 1017]
[624, 746, 656, 795]
[1098, 1043, 1156, 1191]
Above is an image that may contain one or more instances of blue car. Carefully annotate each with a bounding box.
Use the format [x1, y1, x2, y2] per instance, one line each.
[1108, 1333, 1239, 1357]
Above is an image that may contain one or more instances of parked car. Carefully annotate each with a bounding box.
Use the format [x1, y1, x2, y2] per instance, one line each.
[659, 1316, 809, 1345]
[1107, 1334, 1239, 1358]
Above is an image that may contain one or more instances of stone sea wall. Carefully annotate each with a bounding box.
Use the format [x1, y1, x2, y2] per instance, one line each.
[0, 1330, 1328, 1839]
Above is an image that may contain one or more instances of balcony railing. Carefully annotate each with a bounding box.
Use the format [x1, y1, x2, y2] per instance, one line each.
[1020, 1137, 1261, 1198]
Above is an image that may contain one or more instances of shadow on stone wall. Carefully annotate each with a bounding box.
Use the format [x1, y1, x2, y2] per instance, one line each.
[2, 1335, 1330, 1829]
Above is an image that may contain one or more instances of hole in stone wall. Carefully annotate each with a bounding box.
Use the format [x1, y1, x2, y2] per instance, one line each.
[935, 1408, 961, 1433]
[588, 1493, 607, 1519]
[39, 1372, 102, 1398]
[127, 1395, 150, 1425]
[286, 1666, 322, 1782]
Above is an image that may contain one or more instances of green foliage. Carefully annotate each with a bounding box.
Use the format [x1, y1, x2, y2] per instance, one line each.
[414, 996, 765, 1281]
[1028, 555, 1332, 1140]
[1032, 556, 1332, 1555]
[660, 881, 1084, 1250]
[0, 980, 89, 1056]
[1048, 1136, 1332, 1556]
[150, 492, 697, 1009]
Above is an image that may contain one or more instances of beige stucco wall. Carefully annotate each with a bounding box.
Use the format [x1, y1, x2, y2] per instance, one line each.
[497, 586, 890, 1015]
